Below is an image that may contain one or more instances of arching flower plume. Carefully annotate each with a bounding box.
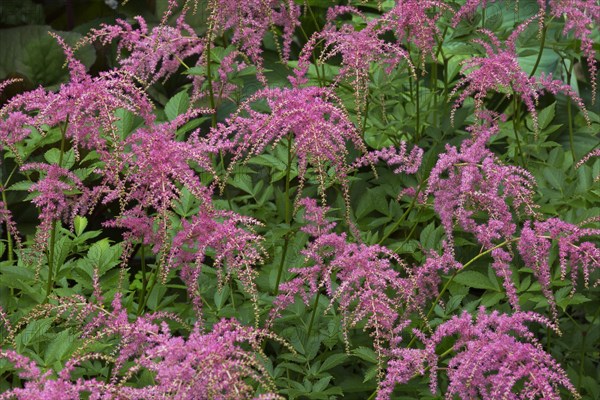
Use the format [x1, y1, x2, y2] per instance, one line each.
[167, 209, 265, 319]
[212, 86, 368, 217]
[380, 308, 579, 400]
[84, 13, 203, 86]
[272, 199, 424, 369]
[207, 0, 300, 84]
[426, 115, 538, 309]
[450, 18, 589, 132]
[518, 218, 600, 318]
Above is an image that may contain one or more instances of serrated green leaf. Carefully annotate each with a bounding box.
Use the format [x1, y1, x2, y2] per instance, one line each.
[165, 91, 190, 121]
[352, 346, 378, 364]
[0, 26, 95, 86]
[74, 216, 88, 236]
[44, 329, 74, 366]
[453, 270, 498, 291]
[319, 353, 348, 373]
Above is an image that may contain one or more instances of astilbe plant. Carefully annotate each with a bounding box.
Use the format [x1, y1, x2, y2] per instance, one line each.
[167, 208, 265, 319]
[206, 0, 300, 84]
[20, 163, 85, 267]
[546, 0, 599, 99]
[271, 199, 427, 371]
[83, 13, 203, 86]
[450, 18, 589, 132]
[212, 86, 368, 215]
[101, 111, 219, 269]
[0, 34, 154, 160]
[380, 308, 579, 400]
[292, 5, 416, 117]
[0, 294, 283, 400]
[518, 218, 600, 317]
[426, 113, 537, 309]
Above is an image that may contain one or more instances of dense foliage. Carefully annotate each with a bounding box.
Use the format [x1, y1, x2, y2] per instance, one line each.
[0, 0, 598, 399]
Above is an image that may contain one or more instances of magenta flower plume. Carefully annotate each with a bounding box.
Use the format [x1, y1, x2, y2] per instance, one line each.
[0, 201, 21, 253]
[576, 148, 600, 181]
[20, 163, 85, 269]
[102, 112, 221, 265]
[272, 199, 421, 365]
[85, 13, 203, 85]
[0, 350, 117, 400]
[212, 86, 368, 217]
[208, 0, 300, 84]
[0, 34, 154, 162]
[425, 308, 577, 400]
[379, 0, 449, 65]
[380, 308, 578, 399]
[168, 209, 265, 319]
[450, 19, 589, 132]
[548, 0, 600, 100]
[292, 6, 415, 115]
[518, 218, 600, 318]
[426, 116, 538, 308]
[0, 295, 283, 399]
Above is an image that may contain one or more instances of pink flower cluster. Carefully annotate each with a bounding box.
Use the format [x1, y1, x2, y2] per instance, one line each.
[380, 308, 579, 400]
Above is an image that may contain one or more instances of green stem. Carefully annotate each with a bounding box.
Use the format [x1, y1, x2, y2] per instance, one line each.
[512, 96, 526, 166]
[274, 135, 294, 294]
[45, 119, 68, 302]
[1, 190, 14, 263]
[306, 292, 321, 339]
[139, 264, 160, 314]
[415, 71, 421, 143]
[205, 21, 217, 128]
[406, 238, 518, 348]
[566, 60, 576, 159]
[528, 23, 547, 79]
[137, 245, 147, 316]
[378, 180, 425, 245]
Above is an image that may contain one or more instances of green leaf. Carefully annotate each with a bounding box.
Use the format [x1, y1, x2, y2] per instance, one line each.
[0, 25, 95, 87]
[352, 346, 378, 364]
[537, 102, 556, 130]
[5, 181, 33, 191]
[44, 148, 76, 170]
[453, 270, 498, 291]
[318, 353, 348, 373]
[17, 318, 53, 350]
[165, 91, 190, 121]
[44, 329, 74, 366]
[74, 216, 88, 236]
[542, 167, 565, 190]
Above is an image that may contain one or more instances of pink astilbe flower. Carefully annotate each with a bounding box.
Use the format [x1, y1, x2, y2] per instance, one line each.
[351, 141, 423, 175]
[292, 6, 415, 116]
[379, 308, 578, 399]
[212, 86, 368, 217]
[576, 148, 600, 181]
[425, 308, 577, 400]
[0, 350, 118, 400]
[450, 19, 589, 132]
[548, 0, 600, 100]
[0, 34, 154, 162]
[272, 199, 420, 365]
[518, 218, 600, 317]
[85, 13, 203, 85]
[377, 348, 427, 400]
[426, 116, 538, 308]
[167, 209, 265, 319]
[102, 112, 221, 267]
[208, 0, 300, 84]
[0, 200, 21, 255]
[20, 163, 85, 270]
[0, 296, 283, 399]
[452, 0, 501, 26]
[378, 0, 449, 65]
